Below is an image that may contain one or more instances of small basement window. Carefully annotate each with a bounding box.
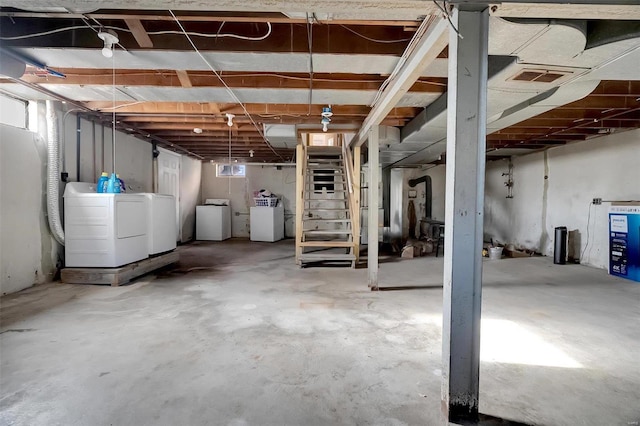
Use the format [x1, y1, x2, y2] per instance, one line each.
[0, 94, 27, 128]
[216, 164, 246, 177]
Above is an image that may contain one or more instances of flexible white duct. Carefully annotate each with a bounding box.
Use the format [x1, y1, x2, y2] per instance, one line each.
[46, 100, 65, 246]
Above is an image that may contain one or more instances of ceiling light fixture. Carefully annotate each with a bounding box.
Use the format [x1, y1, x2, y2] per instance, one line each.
[98, 29, 119, 58]
[249, 149, 254, 158]
[226, 113, 235, 127]
[193, 127, 203, 134]
[320, 105, 332, 132]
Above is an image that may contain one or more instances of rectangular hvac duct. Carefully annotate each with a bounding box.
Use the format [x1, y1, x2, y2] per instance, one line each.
[263, 124, 297, 149]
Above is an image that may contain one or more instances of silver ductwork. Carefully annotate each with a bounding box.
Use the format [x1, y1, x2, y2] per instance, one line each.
[383, 18, 640, 167]
[46, 100, 65, 246]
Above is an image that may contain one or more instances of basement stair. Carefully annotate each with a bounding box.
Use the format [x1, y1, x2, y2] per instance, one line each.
[295, 140, 361, 267]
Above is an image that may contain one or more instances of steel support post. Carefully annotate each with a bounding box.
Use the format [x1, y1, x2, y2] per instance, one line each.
[367, 125, 380, 288]
[441, 5, 489, 424]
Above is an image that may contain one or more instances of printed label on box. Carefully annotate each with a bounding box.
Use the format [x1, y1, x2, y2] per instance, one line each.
[609, 206, 640, 283]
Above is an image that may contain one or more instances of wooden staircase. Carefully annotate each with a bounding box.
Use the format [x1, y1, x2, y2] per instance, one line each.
[295, 140, 361, 267]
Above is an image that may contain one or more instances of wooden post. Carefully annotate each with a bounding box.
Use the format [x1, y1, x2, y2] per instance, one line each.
[353, 146, 361, 263]
[295, 143, 305, 264]
[367, 126, 379, 288]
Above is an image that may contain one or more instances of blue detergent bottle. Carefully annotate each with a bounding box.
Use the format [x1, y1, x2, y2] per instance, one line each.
[97, 172, 109, 193]
[116, 174, 126, 193]
[106, 173, 121, 193]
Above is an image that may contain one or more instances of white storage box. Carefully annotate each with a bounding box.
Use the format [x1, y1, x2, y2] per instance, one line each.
[250, 205, 284, 242]
[196, 199, 231, 241]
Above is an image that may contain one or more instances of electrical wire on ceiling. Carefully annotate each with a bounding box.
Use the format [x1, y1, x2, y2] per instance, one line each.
[258, 114, 305, 118]
[146, 23, 272, 40]
[0, 22, 272, 41]
[369, 15, 437, 108]
[306, 13, 314, 116]
[87, 17, 128, 53]
[215, 21, 226, 43]
[0, 25, 90, 39]
[81, 17, 98, 33]
[55, 70, 447, 88]
[168, 9, 284, 161]
[338, 25, 412, 44]
[98, 100, 146, 111]
[432, 0, 463, 40]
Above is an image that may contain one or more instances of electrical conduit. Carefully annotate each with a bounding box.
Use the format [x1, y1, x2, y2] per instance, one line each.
[46, 100, 65, 246]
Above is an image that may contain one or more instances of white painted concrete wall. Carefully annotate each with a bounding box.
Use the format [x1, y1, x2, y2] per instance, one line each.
[0, 125, 58, 295]
[180, 155, 202, 242]
[201, 163, 296, 238]
[0, 103, 161, 294]
[484, 129, 640, 269]
[62, 114, 152, 192]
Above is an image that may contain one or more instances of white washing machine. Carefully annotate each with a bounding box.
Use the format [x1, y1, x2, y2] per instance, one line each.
[64, 182, 148, 267]
[144, 193, 177, 255]
[196, 199, 231, 241]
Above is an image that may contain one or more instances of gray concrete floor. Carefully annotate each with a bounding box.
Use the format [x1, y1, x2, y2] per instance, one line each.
[1, 239, 639, 426]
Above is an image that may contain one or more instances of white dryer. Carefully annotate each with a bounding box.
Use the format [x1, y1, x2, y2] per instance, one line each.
[196, 199, 231, 241]
[64, 182, 148, 267]
[144, 193, 177, 255]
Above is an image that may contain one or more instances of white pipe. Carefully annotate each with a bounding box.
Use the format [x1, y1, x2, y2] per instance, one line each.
[46, 100, 65, 246]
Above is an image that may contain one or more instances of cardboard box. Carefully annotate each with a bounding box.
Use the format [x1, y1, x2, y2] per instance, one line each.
[609, 203, 640, 282]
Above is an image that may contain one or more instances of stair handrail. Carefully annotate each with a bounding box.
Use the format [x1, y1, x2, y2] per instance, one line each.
[341, 142, 358, 234]
[342, 142, 355, 196]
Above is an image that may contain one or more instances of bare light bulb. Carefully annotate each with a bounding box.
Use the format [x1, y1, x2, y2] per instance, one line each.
[321, 116, 330, 132]
[98, 30, 119, 58]
[249, 150, 254, 158]
[226, 113, 235, 127]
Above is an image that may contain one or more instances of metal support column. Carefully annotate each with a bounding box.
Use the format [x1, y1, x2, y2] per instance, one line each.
[367, 125, 380, 288]
[441, 5, 489, 424]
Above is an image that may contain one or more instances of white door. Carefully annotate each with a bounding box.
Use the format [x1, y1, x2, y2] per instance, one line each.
[157, 147, 181, 241]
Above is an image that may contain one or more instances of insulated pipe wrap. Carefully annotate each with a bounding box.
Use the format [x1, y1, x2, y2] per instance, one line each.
[46, 100, 65, 246]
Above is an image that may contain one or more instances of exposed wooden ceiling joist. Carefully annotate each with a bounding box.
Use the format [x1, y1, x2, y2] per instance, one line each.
[83, 101, 420, 117]
[2, 0, 639, 20]
[13, 69, 446, 93]
[0, 17, 424, 56]
[124, 18, 154, 48]
[175, 70, 193, 88]
[0, 11, 421, 27]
